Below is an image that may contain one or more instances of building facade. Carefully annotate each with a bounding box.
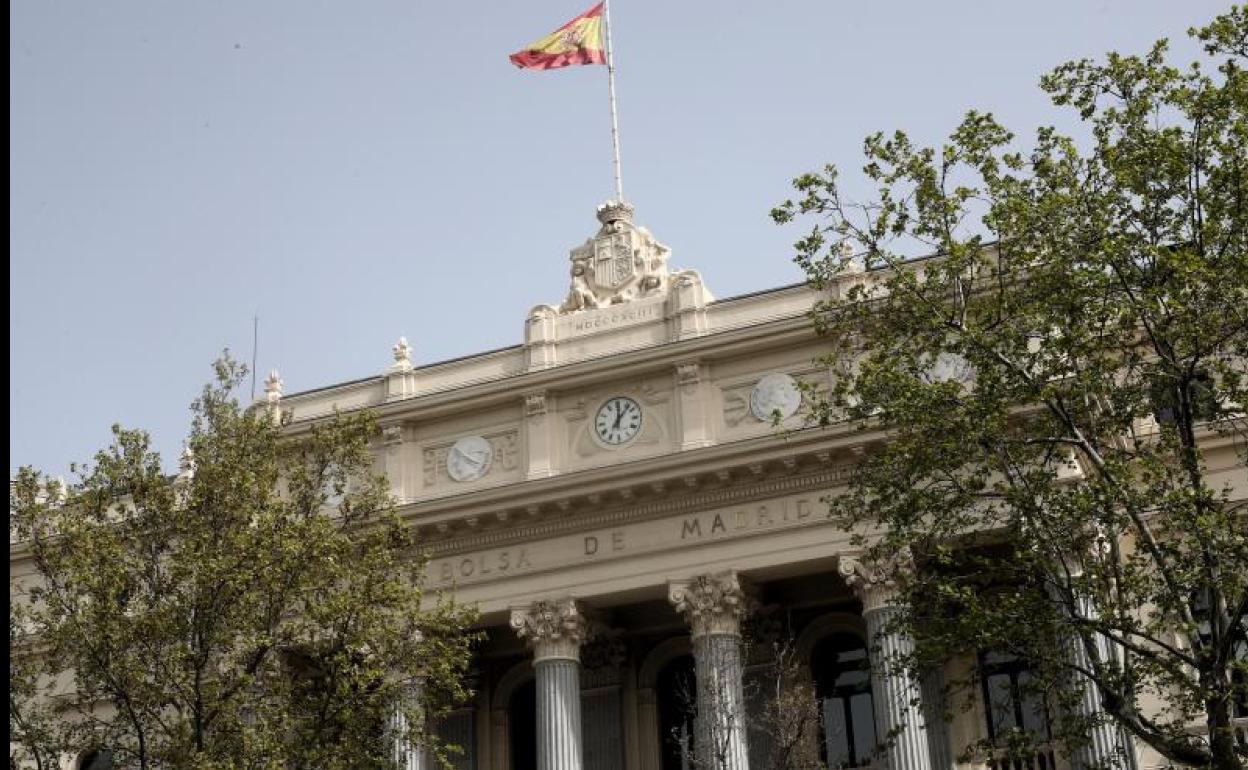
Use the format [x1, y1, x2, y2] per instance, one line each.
[269, 202, 1245, 770]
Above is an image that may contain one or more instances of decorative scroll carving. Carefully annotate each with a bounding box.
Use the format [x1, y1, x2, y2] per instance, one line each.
[510, 598, 592, 663]
[668, 571, 754, 638]
[559, 202, 672, 313]
[837, 548, 913, 615]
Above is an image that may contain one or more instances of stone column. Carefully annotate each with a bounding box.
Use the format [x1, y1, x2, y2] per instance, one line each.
[511, 599, 591, 770]
[838, 552, 932, 770]
[1066, 593, 1138, 770]
[919, 667, 953, 769]
[389, 681, 426, 770]
[668, 572, 751, 770]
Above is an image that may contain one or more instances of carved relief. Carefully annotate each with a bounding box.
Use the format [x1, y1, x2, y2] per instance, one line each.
[723, 368, 825, 427]
[525, 392, 548, 418]
[558, 202, 672, 313]
[422, 430, 520, 487]
[669, 571, 755, 638]
[837, 548, 913, 615]
[676, 361, 701, 395]
[509, 598, 593, 662]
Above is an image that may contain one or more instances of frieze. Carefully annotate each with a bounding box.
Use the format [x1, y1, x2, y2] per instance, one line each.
[428, 488, 842, 589]
[422, 430, 520, 488]
[423, 462, 856, 557]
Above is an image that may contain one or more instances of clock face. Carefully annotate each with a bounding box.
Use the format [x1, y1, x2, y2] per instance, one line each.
[446, 435, 494, 482]
[750, 373, 802, 422]
[594, 396, 643, 446]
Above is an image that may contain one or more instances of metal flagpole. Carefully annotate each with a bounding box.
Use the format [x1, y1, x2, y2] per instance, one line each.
[603, 0, 624, 202]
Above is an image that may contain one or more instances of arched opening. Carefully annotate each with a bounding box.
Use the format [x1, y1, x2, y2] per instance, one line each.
[656, 654, 696, 770]
[509, 677, 537, 770]
[811, 632, 875, 769]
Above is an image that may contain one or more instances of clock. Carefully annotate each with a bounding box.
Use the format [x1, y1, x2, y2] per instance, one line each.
[594, 396, 643, 446]
[446, 435, 494, 482]
[750, 373, 801, 422]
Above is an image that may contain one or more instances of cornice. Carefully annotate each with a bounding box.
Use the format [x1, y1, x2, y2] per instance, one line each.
[280, 313, 819, 435]
[410, 434, 863, 557]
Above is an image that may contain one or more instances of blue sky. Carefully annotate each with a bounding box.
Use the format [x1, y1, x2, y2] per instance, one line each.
[9, 1, 1226, 476]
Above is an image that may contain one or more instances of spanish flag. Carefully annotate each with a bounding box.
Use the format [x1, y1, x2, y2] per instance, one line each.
[509, 3, 606, 70]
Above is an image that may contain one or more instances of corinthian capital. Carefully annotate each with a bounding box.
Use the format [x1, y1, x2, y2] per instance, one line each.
[837, 548, 913, 615]
[668, 571, 754, 638]
[510, 598, 591, 663]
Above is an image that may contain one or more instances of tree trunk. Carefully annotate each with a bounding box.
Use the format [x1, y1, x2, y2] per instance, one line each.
[1207, 695, 1244, 770]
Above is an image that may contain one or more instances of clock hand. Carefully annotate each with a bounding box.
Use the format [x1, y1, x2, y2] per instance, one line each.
[612, 403, 624, 431]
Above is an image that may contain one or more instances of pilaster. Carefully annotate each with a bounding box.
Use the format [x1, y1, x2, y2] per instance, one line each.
[524, 390, 556, 480]
[667, 270, 711, 341]
[381, 423, 408, 503]
[674, 361, 713, 451]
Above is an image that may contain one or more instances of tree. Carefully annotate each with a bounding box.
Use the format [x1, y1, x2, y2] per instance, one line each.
[9, 355, 478, 770]
[772, 8, 1247, 770]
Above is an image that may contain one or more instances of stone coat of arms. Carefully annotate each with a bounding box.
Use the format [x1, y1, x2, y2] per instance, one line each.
[560, 201, 671, 313]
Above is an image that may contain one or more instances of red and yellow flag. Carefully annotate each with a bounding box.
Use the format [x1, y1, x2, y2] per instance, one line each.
[509, 2, 606, 70]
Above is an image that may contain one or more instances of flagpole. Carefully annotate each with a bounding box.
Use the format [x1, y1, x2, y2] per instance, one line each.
[603, 0, 624, 202]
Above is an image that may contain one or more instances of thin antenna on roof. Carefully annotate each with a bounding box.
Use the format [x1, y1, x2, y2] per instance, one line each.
[250, 314, 259, 401]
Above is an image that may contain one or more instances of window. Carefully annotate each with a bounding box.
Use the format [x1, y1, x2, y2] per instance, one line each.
[811, 633, 876, 769]
[656, 654, 696, 770]
[1150, 371, 1219, 425]
[78, 751, 113, 770]
[979, 652, 1050, 744]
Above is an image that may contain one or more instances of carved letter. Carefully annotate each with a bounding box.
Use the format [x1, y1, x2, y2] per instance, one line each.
[681, 518, 702, 539]
[585, 536, 599, 556]
[710, 514, 726, 534]
[612, 531, 625, 551]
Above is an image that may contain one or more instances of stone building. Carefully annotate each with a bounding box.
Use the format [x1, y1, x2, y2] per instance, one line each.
[267, 201, 1245, 770]
[14, 202, 1243, 770]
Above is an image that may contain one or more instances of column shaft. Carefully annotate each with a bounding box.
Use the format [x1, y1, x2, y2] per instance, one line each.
[864, 606, 932, 770]
[389, 684, 425, 770]
[537, 658, 584, 770]
[1067, 595, 1137, 770]
[691, 633, 749, 770]
[919, 667, 953, 769]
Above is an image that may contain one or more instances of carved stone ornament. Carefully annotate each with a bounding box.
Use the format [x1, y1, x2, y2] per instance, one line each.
[668, 572, 754, 638]
[510, 598, 592, 663]
[837, 548, 913, 615]
[676, 361, 701, 388]
[558, 201, 672, 313]
[389, 336, 414, 373]
[525, 392, 548, 418]
[381, 424, 404, 446]
[264, 369, 283, 403]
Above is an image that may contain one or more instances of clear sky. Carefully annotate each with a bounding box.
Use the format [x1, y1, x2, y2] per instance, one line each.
[10, 1, 1227, 477]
